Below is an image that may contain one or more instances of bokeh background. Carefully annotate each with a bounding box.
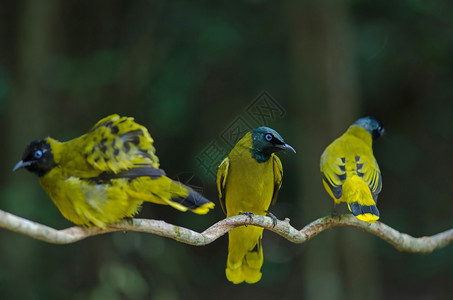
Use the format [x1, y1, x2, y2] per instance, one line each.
[1, 0, 452, 299]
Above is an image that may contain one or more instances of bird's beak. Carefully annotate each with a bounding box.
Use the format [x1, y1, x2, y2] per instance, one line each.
[276, 143, 296, 154]
[13, 160, 32, 172]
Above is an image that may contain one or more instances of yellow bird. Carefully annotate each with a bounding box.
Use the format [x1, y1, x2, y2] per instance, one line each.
[217, 127, 295, 284]
[13, 114, 214, 228]
[320, 116, 384, 223]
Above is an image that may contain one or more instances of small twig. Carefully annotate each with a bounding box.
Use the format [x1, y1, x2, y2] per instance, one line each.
[0, 209, 451, 253]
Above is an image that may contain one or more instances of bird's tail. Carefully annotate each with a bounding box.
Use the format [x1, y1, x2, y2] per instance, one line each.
[166, 179, 215, 214]
[343, 175, 380, 223]
[226, 226, 264, 284]
[128, 176, 214, 214]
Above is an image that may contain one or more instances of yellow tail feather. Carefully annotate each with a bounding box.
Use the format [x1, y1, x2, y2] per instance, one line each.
[226, 227, 264, 284]
[354, 213, 379, 223]
[126, 176, 214, 214]
[343, 175, 379, 223]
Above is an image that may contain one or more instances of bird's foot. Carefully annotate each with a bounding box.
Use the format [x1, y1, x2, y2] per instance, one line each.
[125, 217, 134, 226]
[330, 211, 343, 221]
[240, 212, 254, 226]
[266, 211, 278, 227]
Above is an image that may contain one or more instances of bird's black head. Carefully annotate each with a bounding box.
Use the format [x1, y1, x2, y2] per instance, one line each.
[250, 127, 296, 162]
[354, 116, 384, 140]
[13, 139, 55, 177]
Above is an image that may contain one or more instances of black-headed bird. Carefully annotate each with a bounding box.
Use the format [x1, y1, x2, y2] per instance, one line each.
[217, 127, 296, 284]
[320, 116, 384, 223]
[13, 114, 214, 228]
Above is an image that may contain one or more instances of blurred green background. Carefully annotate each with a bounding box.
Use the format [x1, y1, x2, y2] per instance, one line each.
[1, 0, 452, 299]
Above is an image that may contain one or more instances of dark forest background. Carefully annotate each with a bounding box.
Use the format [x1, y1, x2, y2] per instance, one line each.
[0, 1, 452, 299]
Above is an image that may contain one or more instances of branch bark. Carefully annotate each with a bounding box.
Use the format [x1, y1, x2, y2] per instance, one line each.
[0, 208, 452, 253]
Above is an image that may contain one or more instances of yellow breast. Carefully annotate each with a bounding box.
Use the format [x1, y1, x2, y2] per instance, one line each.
[223, 137, 275, 217]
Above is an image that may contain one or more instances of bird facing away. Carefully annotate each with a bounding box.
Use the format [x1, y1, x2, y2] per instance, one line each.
[320, 116, 384, 223]
[217, 127, 296, 284]
[13, 114, 214, 228]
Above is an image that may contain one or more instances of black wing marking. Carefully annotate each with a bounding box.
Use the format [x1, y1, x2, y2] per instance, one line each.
[87, 166, 166, 184]
[323, 174, 343, 199]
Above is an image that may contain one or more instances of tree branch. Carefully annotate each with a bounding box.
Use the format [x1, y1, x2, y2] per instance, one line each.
[0, 208, 451, 253]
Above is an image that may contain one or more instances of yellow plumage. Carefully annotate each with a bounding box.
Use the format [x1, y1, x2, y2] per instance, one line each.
[320, 117, 383, 223]
[14, 115, 214, 228]
[217, 127, 294, 284]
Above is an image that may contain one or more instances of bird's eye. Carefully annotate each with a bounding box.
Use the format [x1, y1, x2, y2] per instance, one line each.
[33, 150, 43, 159]
[265, 133, 273, 142]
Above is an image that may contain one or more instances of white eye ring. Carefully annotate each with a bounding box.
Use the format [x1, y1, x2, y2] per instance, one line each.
[265, 133, 273, 141]
[34, 150, 43, 159]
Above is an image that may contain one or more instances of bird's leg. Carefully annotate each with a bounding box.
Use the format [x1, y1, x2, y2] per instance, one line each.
[331, 203, 343, 221]
[265, 211, 278, 227]
[331, 203, 338, 217]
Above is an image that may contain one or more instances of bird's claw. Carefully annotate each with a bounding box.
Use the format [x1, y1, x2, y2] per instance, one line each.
[330, 211, 342, 221]
[240, 212, 254, 221]
[240, 212, 254, 226]
[266, 211, 278, 227]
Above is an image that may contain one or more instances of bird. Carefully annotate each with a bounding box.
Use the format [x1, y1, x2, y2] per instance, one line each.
[217, 126, 296, 284]
[320, 116, 384, 223]
[13, 114, 215, 228]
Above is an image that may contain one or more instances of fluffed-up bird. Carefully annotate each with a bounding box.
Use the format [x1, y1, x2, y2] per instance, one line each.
[13, 114, 214, 228]
[320, 116, 384, 223]
[217, 127, 296, 284]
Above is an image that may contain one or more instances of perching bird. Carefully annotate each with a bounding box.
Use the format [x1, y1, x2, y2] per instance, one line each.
[217, 127, 296, 284]
[13, 114, 214, 228]
[320, 116, 384, 223]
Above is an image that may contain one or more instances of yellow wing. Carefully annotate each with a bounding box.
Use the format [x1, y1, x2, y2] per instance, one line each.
[271, 154, 283, 205]
[320, 148, 347, 201]
[216, 157, 229, 214]
[80, 114, 159, 174]
[355, 154, 382, 201]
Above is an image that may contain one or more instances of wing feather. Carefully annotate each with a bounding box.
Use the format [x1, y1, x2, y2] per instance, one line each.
[81, 115, 159, 174]
[271, 154, 283, 205]
[216, 157, 229, 215]
[87, 166, 166, 184]
[356, 155, 382, 201]
[320, 150, 346, 200]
